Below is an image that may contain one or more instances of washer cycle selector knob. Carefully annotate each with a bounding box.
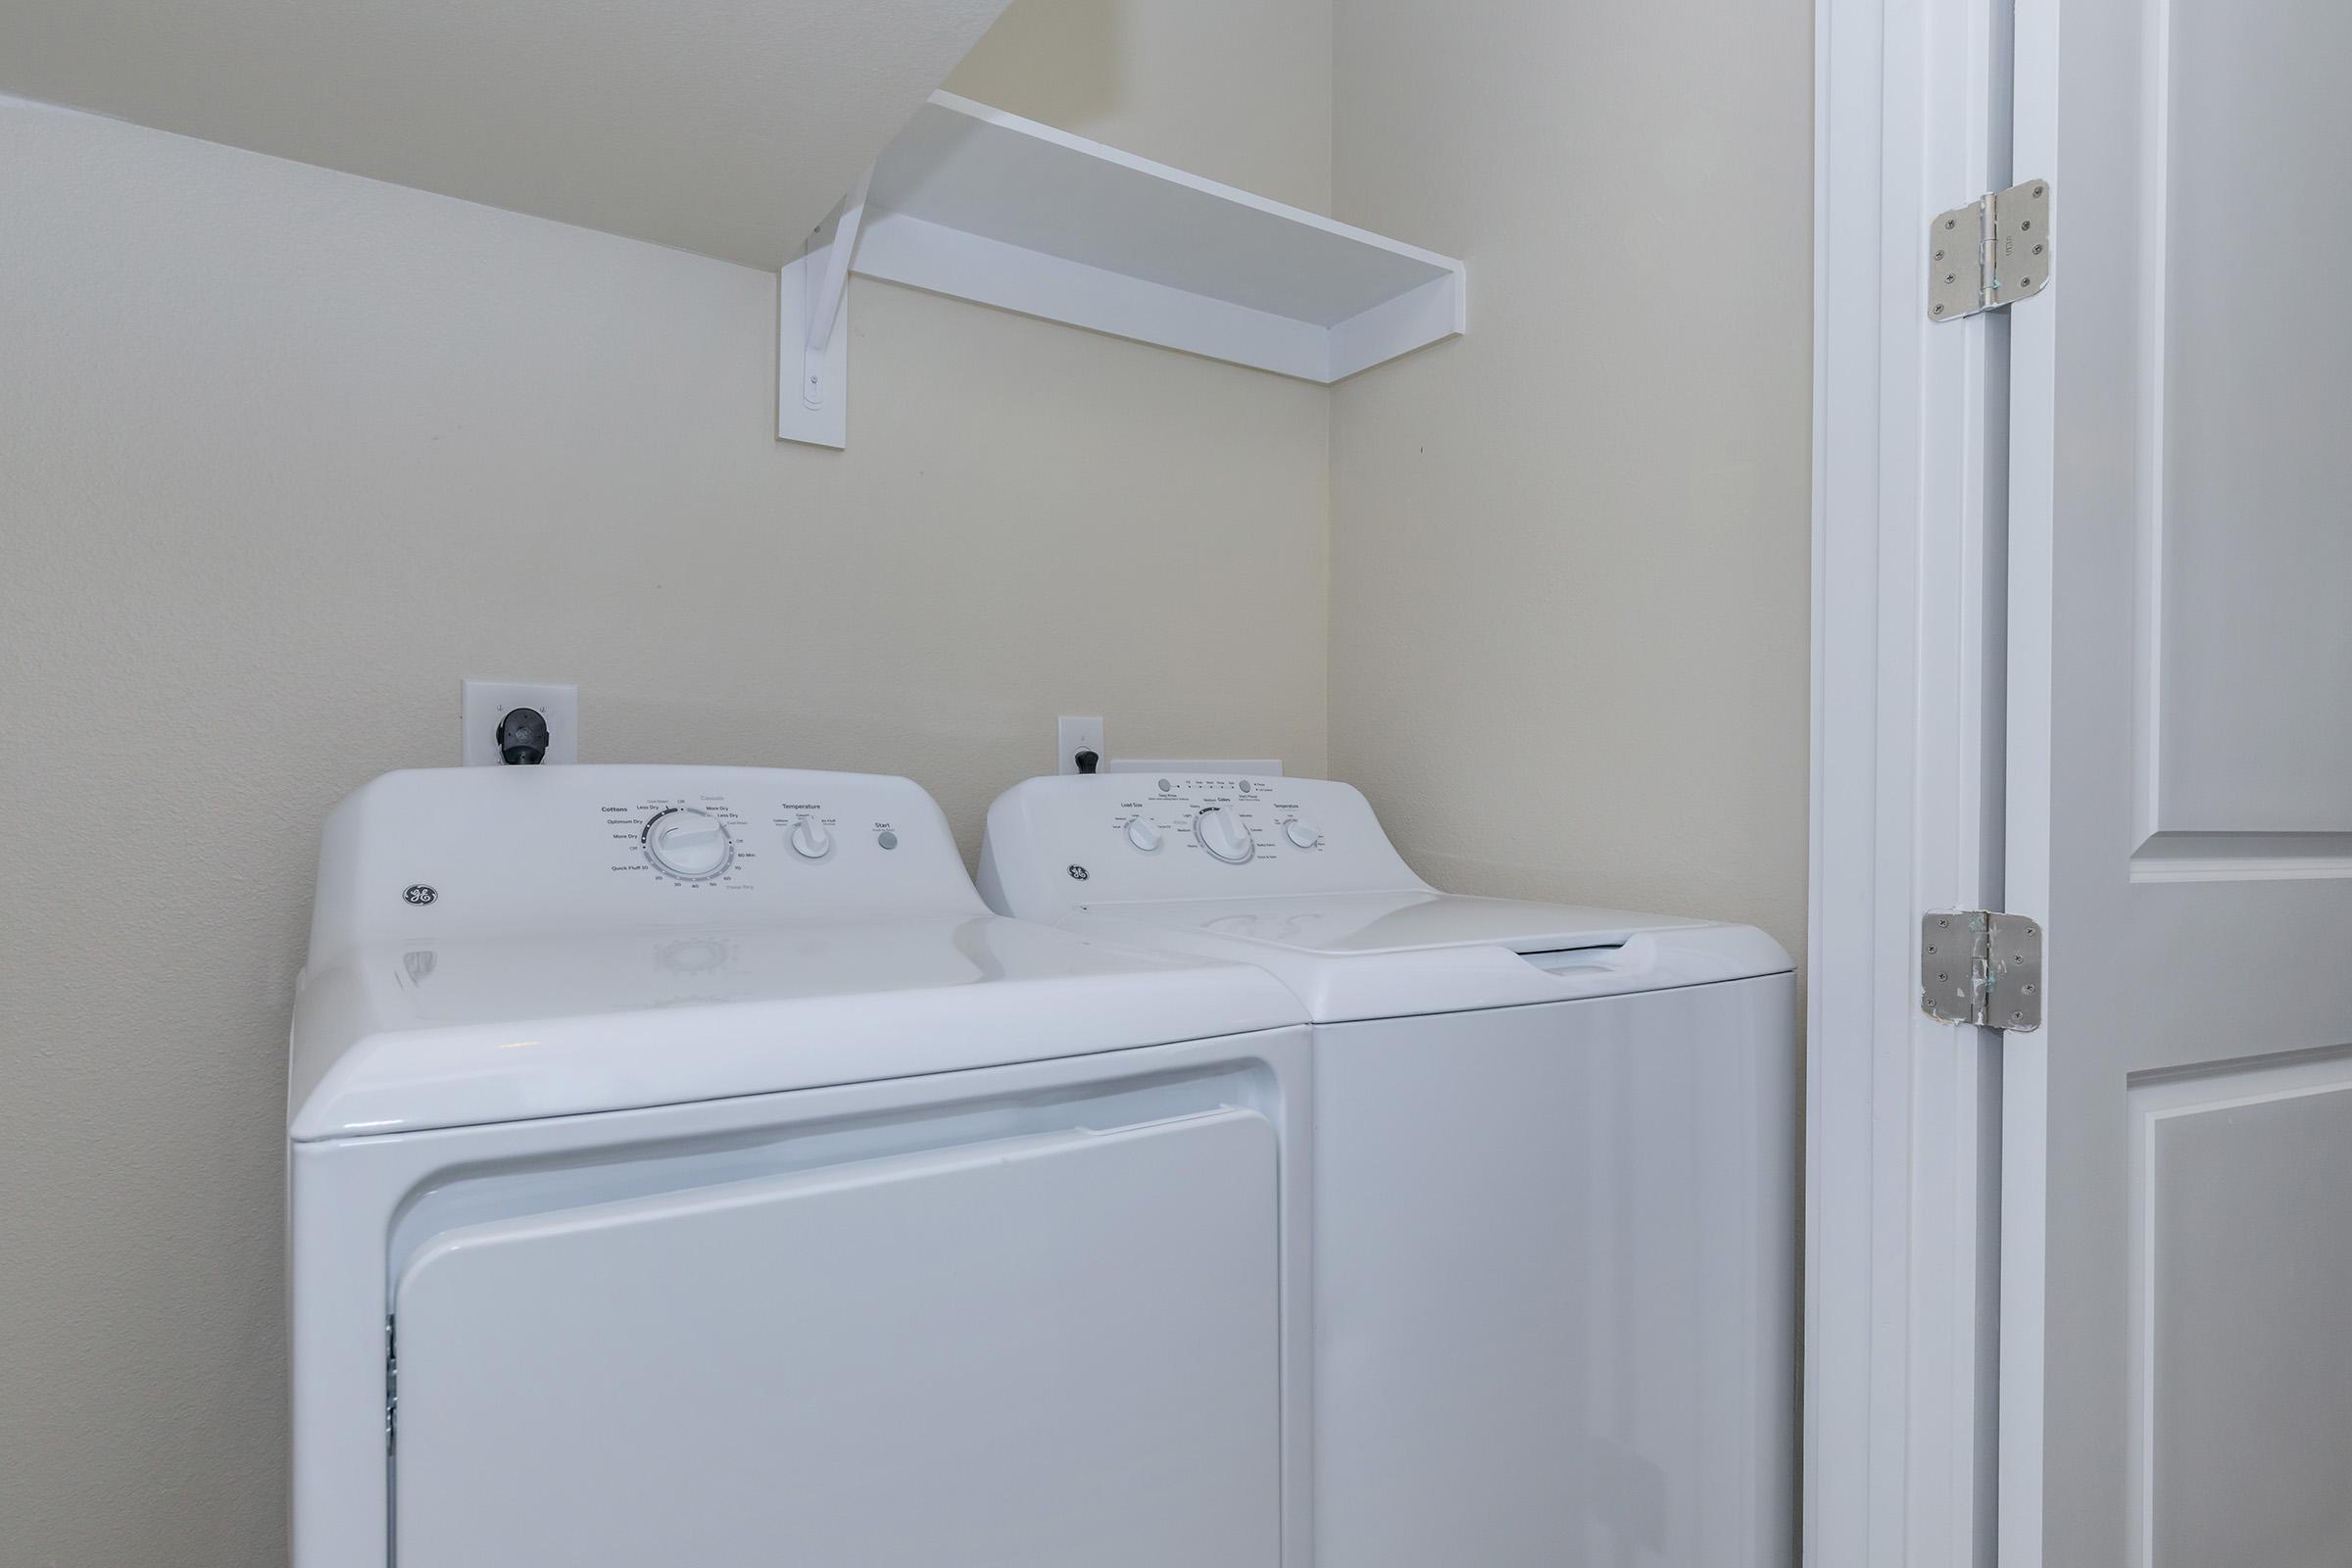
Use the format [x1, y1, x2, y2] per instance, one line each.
[1284, 818, 1322, 849]
[643, 808, 733, 880]
[1193, 807, 1256, 864]
[789, 815, 833, 859]
[1125, 817, 1163, 853]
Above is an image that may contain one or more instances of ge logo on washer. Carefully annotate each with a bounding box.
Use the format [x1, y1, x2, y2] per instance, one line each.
[403, 884, 438, 906]
[1067, 864, 1090, 881]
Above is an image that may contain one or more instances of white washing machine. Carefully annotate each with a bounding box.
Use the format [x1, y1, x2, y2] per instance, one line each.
[287, 765, 1314, 1568]
[978, 773, 1797, 1568]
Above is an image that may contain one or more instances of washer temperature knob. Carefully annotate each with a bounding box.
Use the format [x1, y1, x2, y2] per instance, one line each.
[1284, 818, 1322, 849]
[644, 808, 733, 879]
[1193, 807, 1256, 864]
[790, 815, 834, 859]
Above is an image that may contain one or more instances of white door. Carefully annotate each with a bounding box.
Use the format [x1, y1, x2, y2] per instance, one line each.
[393, 1107, 1282, 1568]
[2003, 0, 2352, 1559]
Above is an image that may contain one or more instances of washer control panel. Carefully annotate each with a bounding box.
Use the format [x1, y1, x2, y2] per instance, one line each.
[1102, 775, 1340, 876]
[311, 765, 986, 966]
[978, 773, 1428, 917]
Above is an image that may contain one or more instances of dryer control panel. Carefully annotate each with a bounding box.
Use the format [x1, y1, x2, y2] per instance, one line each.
[309, 766, 983, 970]
[977, 774, 1432, 918]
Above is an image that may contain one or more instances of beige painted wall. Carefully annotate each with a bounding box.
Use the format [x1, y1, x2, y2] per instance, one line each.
[0, 6, 1330, 1561]
[1328, 0, 1812, 960]
[0, 1, 1818, 1560]
[950, 0, 1332, 212]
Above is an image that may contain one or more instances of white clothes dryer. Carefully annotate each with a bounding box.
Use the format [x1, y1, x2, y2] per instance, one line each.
[287, 765, 1312, 1568]
[978, 772, 1797, 1568]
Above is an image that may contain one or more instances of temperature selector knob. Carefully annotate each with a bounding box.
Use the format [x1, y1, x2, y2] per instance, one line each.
[644, 808, 733, 880]
[1193, 807, 1256, 864]
[1125, 817, 1163, 853]
[1284, 818, 1322, 849]
[789, 815, 834, 860]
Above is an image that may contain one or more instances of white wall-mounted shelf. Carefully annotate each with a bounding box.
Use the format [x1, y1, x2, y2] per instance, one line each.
[781, 92, 1468, 447]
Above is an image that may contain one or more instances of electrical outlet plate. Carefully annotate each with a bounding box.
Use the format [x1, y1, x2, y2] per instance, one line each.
[1057, 716, 1104, 775]
[462, 679, 579, 766]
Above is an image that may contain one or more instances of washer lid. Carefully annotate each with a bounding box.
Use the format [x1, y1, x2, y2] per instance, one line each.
[977, 774, 1792, 1022]
[1063, 892, 1792, 1023]
[286, 914, 1303, 1141]
[1077, 890, 1713, 957]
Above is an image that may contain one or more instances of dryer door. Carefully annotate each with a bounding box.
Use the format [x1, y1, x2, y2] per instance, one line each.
[391, 1107, 1281, 1568]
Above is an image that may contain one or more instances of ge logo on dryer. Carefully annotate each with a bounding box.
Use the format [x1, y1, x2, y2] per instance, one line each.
[1067, 864, 1090, 881]
[403, 884, 439, 906]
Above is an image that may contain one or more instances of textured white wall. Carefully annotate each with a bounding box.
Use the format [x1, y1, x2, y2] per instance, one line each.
[1328, 0, 1811, 959]
[0, 5, 1331, 1561]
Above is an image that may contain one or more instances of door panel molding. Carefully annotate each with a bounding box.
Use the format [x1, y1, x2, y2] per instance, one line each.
[2131, 831, 2352, 882]
[2131, 0, 2175, 846]
[2130, 1049, 2352, 1566]
[2137, 0, 2352, 841]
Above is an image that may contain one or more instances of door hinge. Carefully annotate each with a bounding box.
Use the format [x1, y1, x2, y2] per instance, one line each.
[1929, 178, 2052, 321]
[385, 1314, 399, 1453]
[1921, 910, 2043, 1031]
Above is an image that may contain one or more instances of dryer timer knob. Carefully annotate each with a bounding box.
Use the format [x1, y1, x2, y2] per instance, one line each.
[644, 808, 733, 879]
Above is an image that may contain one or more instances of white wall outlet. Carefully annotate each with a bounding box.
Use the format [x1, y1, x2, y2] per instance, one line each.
[1057, 716, 1105, 775]
[462, 679, 580, 766]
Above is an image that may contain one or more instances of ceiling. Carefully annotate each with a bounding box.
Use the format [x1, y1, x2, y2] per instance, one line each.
[0, 0, 1014, 269]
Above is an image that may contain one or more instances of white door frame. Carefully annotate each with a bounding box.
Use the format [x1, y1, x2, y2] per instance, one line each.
[1807, 0, 2014, 1561]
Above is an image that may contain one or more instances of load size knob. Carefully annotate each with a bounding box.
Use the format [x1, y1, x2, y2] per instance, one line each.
[1193, 807, 1256, 864]
[643, 808, 733, 879]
